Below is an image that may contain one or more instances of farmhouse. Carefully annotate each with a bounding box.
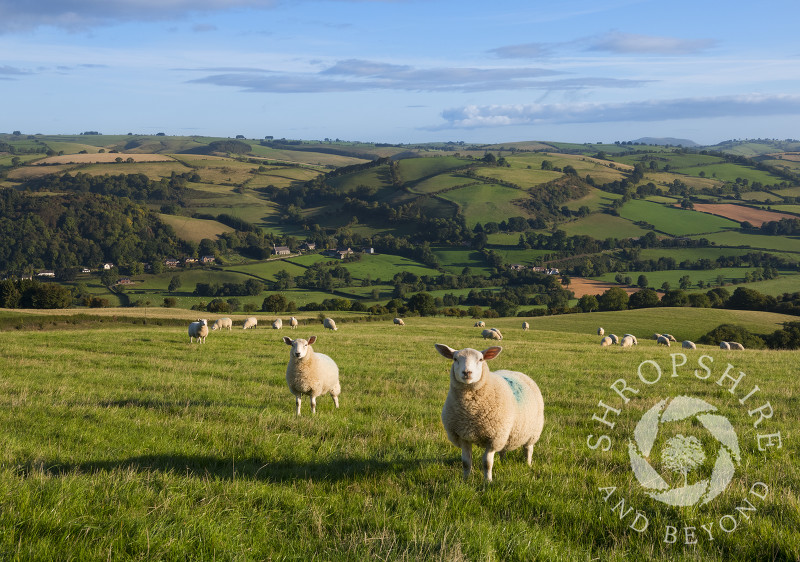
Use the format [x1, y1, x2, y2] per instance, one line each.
[273, 245, 291, 256]
[164, 258, 180, 268]
[36, 270, 55, 278]
[102, 263, 114, 270]
[325, 247, 354, 259]
[201, 255, 216, 264]
[184, 257, 197, 265]
[301, 242, 316, 251]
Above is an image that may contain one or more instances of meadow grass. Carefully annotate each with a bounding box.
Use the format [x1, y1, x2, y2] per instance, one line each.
[0, 312, 796, 560]
[694, 231, 800, 253]
[619, 200, 739, 236]
[158, 214, 235, 243]
[438, 184, 529, 227]
[675, 163, 781, 185]
[560, 213, 652, 239]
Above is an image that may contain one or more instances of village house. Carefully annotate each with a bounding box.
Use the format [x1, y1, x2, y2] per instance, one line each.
[164, 258, 180, 268]
[301, 242, 316, 251]
[273, 245, 291, 256]
[201, 255, 216, 264]
[36, 270, 55, 278]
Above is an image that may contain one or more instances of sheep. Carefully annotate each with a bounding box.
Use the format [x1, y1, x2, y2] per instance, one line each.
[272, 318, 283, 330]
[653, 333, 662, 340]
[393, 317, 405, 326]
[682, 340, 697, 350]
[609, 334, 619, 345]
[323, 317, 337, 331]
[289, 316, 298, 329]
[188, 319, 209, 343]
[597, 327, 605, 336]
[663, 334, 677, 342]
[729, 341, 745, 350]
[657, 335, 670, 347]
[522, 322, 529, 331]
[482, 328, 502, 341]
[435, 344, 544, 482]
[211, 317, 232, 331]
[242, 316, 258, 330]
[620, 335, 635, 348]
[600, 336, 613, 347]
[623, 334, 638, 345]
[474, 321, 486, 328]
[720, 341, 731, 350]
[283, 336, 341, 416]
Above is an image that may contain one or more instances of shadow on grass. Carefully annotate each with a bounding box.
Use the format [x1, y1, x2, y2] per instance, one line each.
[17, 453, 447, 483]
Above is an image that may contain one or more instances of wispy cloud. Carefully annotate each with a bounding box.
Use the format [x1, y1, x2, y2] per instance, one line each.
[0, 64, 30, 76]
[586, 31, 716, 55]
[438, 94, 800, 128]
[188, 58, 647, 93]
[192, 23, 218, 33]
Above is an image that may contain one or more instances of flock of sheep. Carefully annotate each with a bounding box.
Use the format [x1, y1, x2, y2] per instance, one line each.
[596, 326, 745, 350]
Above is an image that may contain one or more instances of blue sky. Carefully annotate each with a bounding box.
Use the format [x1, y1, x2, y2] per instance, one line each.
[2, 0, 799, 145]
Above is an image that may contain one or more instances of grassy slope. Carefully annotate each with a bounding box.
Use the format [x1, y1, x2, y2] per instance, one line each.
[0, 312, 796, 560]
[619, 200, 740, 236]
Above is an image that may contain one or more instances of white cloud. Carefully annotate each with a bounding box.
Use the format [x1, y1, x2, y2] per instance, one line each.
[587, 31, 716, 55]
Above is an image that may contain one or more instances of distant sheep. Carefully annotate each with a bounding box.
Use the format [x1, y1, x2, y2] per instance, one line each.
[242, 317, 258, 330]
[609, 334, 619, 345]
[211, 317, 232, 331]
[729, 341, 745, 350]
[682, 340, 697, 350]
[623, 334, 638, 345]
[289, 316, 298, 329]
[435, 344, 544, 482]
[620, 335, 635, 348]
[393, 317, 405, 326]
[283, 336, 341, 416]
[600, 336, 613, 347]
[323, 317, 337, 331]
[653, 333, 662, 340]
[272, 318, 283, 330]
[522, 322, 529, 331]
[188, 319, 209, 344]
[657, 335, 670, 347]
[482, 328, 502, 341]
[598, 327, 605, 336]
[474, 321, 486, 328]
[720, 341, 731, 350]
[663, 334, 677, 342]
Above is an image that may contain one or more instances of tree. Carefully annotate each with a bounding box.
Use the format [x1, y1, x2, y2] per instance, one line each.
[661, 434, 706, 488]
[637, 274, 648, 289]
[628, 288, 659, 309]
[577, 294, 599, 313]
[407, 292, 437, 316]
[262, 293, 287, 313]
[598, 287, 629, 311]
[661, 289, 689, 307]
[679, 275, 692, 290]
[162, 297, 177, 308]
[168, 275, 182, 293]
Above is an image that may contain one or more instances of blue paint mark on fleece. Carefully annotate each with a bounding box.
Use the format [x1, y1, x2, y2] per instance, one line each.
[501, 375, 525, 403]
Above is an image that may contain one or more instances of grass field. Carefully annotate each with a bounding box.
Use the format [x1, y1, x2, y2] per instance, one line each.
[694, 231, 800, 253]
[0, 310, 796, 560]
[619, 200, 740, 236]
[439, 183, 528, 227]
[560, 213, 651, 239]
[158, 214, 235, 243]
[592, 268, 799, 293]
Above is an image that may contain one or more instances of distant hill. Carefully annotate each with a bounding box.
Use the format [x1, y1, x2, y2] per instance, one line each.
[633, 137, 699, 147]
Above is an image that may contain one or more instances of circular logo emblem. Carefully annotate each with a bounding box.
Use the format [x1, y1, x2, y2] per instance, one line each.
[628, 396, 741, 507]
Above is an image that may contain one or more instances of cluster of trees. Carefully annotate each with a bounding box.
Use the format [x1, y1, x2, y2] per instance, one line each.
[0, 278, 73, 309]
[25, 171, 198, 203]
[698, 322, 800, 350]
[193, 279, 265, 298]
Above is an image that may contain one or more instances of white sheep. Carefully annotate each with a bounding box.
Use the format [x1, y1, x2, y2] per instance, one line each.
[482, 328, 502, 341]
[620, 335, 635, 348]
[435, 344, 544, 482]
[272, 318, 283, 330]
[393, 317, 405, 326]
[664, 334, 677, 342]
[522, 322, 529, 331]
[653, 333, 662, 340]
[609, 334, 619, 345]
[597, 327, 605, 336]
[720, 341, 731, 350]
[729, 341, 745, 350]
[600, 336, 613, 347]
[283, 336, 341, 415]
[682, 340, 697, 350]
[188, 319, 209, 343]
[289, 316, 299, 329]
[623, 334, 638, 345]
[242, 316, 258, 330]
[323, 317, 337, 331]
[474, 321, 486, 328]
[657, 335, 670, 347]
[211, 317, 232, 331]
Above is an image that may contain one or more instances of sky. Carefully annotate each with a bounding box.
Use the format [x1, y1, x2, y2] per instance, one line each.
[1, 0, 799, 145]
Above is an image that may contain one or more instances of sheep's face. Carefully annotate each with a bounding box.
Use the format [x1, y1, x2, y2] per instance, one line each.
[284, 336, 317, 359]
[198, 319, 208, 326]
[435, 344, 502, 385]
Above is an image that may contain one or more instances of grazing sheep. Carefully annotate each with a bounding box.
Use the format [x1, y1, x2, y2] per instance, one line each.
[729, 341, 745, 350]
[682, 340, 697, 350]
[323, 317, 337, 331]
[482, 328, 502, 341]
[211, 317, 232, 331]
[600, 336, 613, 347]
[435, 344, 544, 482]
[598, 327, 605, 336]
[720, 341, 731, 350]
[393, 317, 405, 326]
[609, 334, 619, 345]
[242, 316, 258, 330]
[657, 335, 670, 347]
[289, 316, 298, 329]
[653, 333, 662, 340]
[522, 322, 529, 331]
[283, 336, 341, 415]
[620, 335, 635, 348]
[188, 319, 209, 344]
[474, 321, 486, 328]
[663, 334, 677, 342]
[272, 318, 283, 330]
[623, 334, 638, 345]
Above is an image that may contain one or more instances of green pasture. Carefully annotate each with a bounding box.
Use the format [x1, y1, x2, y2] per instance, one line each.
[564, 188, 623, 213]
[490, 248, 552, 265]
[432, 247, 493, 276]
[244, 166, 320, 189]
[619, 200, 739, 236]
[476, 162, 561, 187]
[338, 254, 440, 281]
[438, 183, 528, 227]
[646, 171, 721, 191]
[636, 247, 753, 262]
[396, 156, 466, 184]
[592, 268, 798, 293]
[79, 161, 191, 180]
[158, 214, 234, 243]
[694, 231, 800, 253]
[766, 205, 800, 215]
[223, 260, 309, 281]
[679, 163, 782, 185]
[739, 191, 783, 203]
[560, 213, 652, 239]
[772, 186, 800, 198]
[328, 165, 389, 193]
[248, 145, 369, 168]
[408, 173, 472, 195]
[0, 312, 796, 560]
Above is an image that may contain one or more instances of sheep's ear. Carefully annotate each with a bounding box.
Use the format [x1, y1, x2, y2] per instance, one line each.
[283, 337, 293, 345]
[482, 346, 502, 361]
[308, 335, 317, 345]
[435, 344, 456, 359]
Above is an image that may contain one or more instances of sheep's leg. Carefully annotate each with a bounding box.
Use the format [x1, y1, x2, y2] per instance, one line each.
[332, 394, 339, 408]
[483, 449, 496, 482]
[310, 395, 317, 414]
[498, 450, 507, 461]
[295, 396, 302, 416]
[461, 444, 472, 480]
[524, 444, 534, 466]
